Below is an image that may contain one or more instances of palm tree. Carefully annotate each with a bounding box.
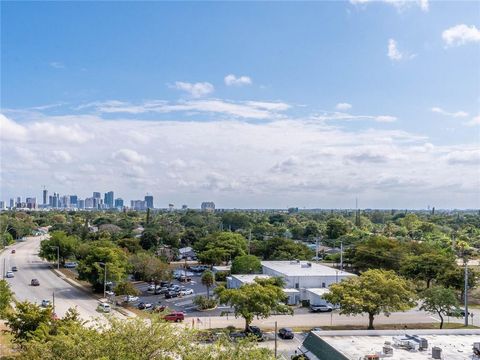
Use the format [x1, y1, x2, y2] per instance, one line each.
[201, 270, 215, 299]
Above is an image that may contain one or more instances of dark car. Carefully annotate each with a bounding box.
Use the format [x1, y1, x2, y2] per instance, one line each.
[165, 290, 179, 299]
[138, 302, 153, 310]
[163, 311, 185, 322]
[155, 286, 169, 295]
[246, 326, 264, 341]
[31, 278, 40, 286]
[11, 266, 18, 272]
[11, 249, 16, 254]
[278, 328, 294, 340]
[230, 326, 264, 342]
[160, 281, 170, 288]
[447, 308, 470, 317]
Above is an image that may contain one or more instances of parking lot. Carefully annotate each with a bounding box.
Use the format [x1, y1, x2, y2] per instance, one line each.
[129, 272, 234, 317]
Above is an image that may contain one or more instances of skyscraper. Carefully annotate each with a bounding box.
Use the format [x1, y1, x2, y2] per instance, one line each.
[144, 195, 154, 209]
[70, 195, 78, 207]
[43, 189, 48, 206]
[9, 198, 14, 209]
[114, 198, 124, 209]
[104, 191, 114, 209]
[93, 192, 101, 199]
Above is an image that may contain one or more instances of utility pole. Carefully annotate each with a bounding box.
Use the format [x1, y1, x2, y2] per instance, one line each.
[98, 262, 108, 298]
[3, 258, 5, 278]
[274, 321, 278, 358]
[248, 229, 251, 255]
[464, 262, 469, 327]
[52, 291, 55, 314]
[340, 241, 344, 271]
[315, 236, 319, 261]
[50, 246, 59, 270]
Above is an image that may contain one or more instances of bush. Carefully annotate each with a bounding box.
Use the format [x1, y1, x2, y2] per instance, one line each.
[193, 295, 217, 310]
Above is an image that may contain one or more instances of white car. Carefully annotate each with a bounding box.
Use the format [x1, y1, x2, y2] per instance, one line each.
[41, 299, 51, 307]
[180, 288, 194, 296]
[124, 295, 139, 302]
[147, 284, 159, 292]
[105, 290, 115, 297]
[5, 271, 14, 278]
[98, 302, 111, 313]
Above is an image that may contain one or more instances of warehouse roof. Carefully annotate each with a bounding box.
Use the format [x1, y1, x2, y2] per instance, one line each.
[261, 261, 355, 277]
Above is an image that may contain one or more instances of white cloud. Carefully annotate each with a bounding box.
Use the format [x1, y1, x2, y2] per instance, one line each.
[442, 24, 480, 47]
[81, 99, 290, 120]
[350, 0, 429, 12]
[49, 62, 65, 69]
[431, 107, 469, 118]
[51, 150, 72, 163]
[113, 149, 151, 165]
[387, 39, 415, 61]
[172, 81, 214, 98]
[315, 111, 397, 123]
[445, 149, 480, 165]
[224, 74, 252, 86]
[0, 114, 27, 140]
[336, 103, 352, 111]
[464, 115, 480, 127]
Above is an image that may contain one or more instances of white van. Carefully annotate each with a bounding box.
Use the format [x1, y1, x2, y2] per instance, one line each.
[98, 302, 111, 313]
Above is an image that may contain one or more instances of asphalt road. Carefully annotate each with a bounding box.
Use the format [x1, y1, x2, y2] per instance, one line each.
[1, 235, 121, 323]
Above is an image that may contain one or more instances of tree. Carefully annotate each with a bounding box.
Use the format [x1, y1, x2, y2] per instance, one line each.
[215, 277, 293, 331]
[231, 255, 262, 274]
[324, 269, 416, 329]
[326, 218, 349, 239]
[16, 315, 273, 360]
[198, 248, 228, 266]
[0, 279, 13, 318]
[400, 252, 456, 288]
[6, 301, 53, 342]
[201, 270, 215, 299]
[114, 282, 141, 298]
[195, 232, 248, 263]
[77, 244, 130, 292]
[438, 267, 478, 301]
[420, 286, 458, 329]
[39, 231, 79, 266]
[351, 236, 406, 271]
[261, 237, 313, 260]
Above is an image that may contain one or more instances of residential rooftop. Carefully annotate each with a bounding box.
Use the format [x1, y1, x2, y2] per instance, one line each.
[261, 260, 354, 277]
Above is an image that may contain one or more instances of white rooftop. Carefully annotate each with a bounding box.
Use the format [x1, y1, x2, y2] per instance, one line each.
[309, 330, 480, 360]
[306, 288, 330, 296]
[261, 261, 355, 277]
[231, 274, 271, 284]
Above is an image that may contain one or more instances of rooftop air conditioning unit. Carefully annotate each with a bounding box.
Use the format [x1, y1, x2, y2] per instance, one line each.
[432, 347, 442, 359]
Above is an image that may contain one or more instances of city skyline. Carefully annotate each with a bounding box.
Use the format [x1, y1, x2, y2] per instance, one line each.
[1, 1, 479, 209]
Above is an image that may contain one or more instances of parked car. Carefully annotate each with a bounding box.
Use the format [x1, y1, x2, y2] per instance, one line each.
[155, 287, 169, 295]
[5, 271, 14, 278]
[124, 295, 139, 302]
[147, 284, 158, 292]
[310, 304, 333, 313]
[64, 262, 78, 268]
[11, 266, 18, 272]
[11, 249, 15, 254]
[105, 290, 115, 297]
[138, 302, 153, 310]
[278, 328, 295, 340]
[41, 299, 51, 307]
[31, 278, 40, 286]
[163, 311, 185, 322]
[98, 302, 111, 313]
[160, 281, 170, 287]
[179, 288, 194, 296]
[165, 290, 180, 299]
[153, 304, 167, 313]
[447, 308, 471, 317]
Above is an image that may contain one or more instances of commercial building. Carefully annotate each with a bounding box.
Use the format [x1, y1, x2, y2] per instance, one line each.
[42, 189, 48, 206]
[78, 199, 85, 209]
[26, 197, 37, 209]
[201, 201, 215, 212]
[0, 201, 5, 210]
[69, 195, 78, 208]
[302, 329, 480, 360]
[114, 198, 124, 209]
[131, 200, 146, 211]
[262, 260, 355, 290]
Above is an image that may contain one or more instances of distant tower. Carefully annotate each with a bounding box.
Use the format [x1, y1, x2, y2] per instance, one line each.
[144, 194, 154, 209]
[42, 186, 48, 206]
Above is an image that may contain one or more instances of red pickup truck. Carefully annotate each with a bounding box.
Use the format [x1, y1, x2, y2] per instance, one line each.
[163, 311, 185, 322]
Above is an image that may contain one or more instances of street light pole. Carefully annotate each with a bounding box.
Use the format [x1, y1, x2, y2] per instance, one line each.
[464, 262, 469, 327]
[50, 246, 59, 270]
[98, 262, 107, 298]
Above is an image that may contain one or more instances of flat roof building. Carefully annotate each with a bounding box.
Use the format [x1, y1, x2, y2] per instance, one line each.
[302, 329, 480, 360]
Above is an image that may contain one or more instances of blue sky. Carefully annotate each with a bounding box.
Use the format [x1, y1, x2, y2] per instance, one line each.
[1, 1, 479, 208]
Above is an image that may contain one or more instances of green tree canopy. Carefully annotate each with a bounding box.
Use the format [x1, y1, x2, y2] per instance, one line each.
[201, 270, 215, 299]
[39, 231, 80, 265]
[400, 252, 456, 288]
[0, 279, 13, 318]
[215, 277, 292, 331]
[324, 269, 416, 329]
[195, 232, 248, 264]
[231, 255, 262, 274]
[351, 236, 406, 271]
[420, 286, 458, 329]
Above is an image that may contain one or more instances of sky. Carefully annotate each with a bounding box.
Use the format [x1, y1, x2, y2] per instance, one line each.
[1, 0, 479, 209]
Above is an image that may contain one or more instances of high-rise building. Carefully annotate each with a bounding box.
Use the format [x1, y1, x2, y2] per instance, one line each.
[85, 197, 94, 209]
[26, 197, 37, 209]
[144, 195, 154, 209]
[0, 201, 6, 210]
[52, 193, 59, 208]
[131, 200, 146, 211]
[9, 198, 14, 209]
[104, 191, 114, 209]
[93, 192, 101, 199]
[70, 195, 78, 207]
[78, 199, 85, 209]
[201, 202, 215, 212]
[114, 198, 124, 209]
[43, 189, 48, 206]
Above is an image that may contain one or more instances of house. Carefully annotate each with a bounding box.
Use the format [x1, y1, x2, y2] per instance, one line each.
[178, 247, 197, 260]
